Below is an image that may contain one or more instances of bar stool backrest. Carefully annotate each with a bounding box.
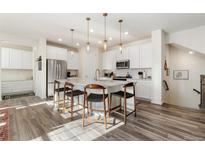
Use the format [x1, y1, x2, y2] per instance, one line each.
[64, 82, 74, 93]
[123, 82, 135, 96]
[84, 84, 106, 96]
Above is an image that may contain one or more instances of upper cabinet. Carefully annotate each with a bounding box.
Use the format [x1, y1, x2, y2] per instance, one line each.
[47, 45, 80, 70]
[128, 45, 140, 69]
[102, 41, 152, 70]
[115, 47, 129, 61]
[139, 42, 152, 68]
[1, 47, 33, 70]
[67, 51, 80, 70]
[102, 49, 116, 70]
[1, 47, 10, 68]
[47, 45, 68, 61]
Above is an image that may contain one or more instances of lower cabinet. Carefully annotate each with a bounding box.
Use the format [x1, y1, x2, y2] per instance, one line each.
[135, 80, 152, 100]
[2, 80, 34, 96]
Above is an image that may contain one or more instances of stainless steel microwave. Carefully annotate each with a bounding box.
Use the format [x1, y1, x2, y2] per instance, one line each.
[116, 60, 130, 69]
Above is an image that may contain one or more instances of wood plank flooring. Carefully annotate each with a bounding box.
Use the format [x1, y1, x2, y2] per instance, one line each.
[0, 96, 205, 141]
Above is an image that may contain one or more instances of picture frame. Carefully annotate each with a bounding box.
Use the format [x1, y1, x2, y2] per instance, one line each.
[173, 70, 189, 80]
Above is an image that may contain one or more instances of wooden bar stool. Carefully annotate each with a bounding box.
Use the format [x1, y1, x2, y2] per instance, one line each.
[54, 80, 67, 110]
[110, 82, 136, 125]
[82, 84, 109, 129]
[64, 82, 84, 120]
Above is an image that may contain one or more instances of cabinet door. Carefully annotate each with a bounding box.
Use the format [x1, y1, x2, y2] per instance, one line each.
[47, 46, 67, 61]
[102, 50, 116, 70]
[1, 47, 10, 68]
[128, 45, 140, 69]
[102, 52, 108, 70]
[67, 51, 80, 70]
[139, 43, 152, 68]
[135, 81, 151, 100]
[115, 47, 129, 61]
[22, 51, 32, 69]
[10, 48, 22, 69]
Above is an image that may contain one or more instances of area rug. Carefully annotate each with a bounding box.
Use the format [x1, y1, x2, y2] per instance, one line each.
[0, 109, 9, 141]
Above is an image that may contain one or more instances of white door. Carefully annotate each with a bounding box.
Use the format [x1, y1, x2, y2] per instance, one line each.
[139, 43, 152, 68]
[1, 47, 10, 69]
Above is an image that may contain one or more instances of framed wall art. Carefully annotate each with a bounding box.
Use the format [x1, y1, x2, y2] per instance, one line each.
[173, 70, 189, 80]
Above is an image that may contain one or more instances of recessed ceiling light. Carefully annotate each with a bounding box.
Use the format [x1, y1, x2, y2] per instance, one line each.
[189, 51, 195, 54]
[98, 41, 102, 44]
[76, 42, 80, 46]
[90, 29, 94, 33]
[124, 31, 129, 35]
[108, 37, 112, 41]
[58, 38, 63, 42]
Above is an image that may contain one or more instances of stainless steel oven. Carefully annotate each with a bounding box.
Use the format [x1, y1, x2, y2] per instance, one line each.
[116, 60, 130, 69]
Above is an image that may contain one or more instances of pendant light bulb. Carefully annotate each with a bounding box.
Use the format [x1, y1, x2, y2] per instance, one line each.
[70, 29, 75, 56]
[118, 19, 123, 53]
[119, 43, 123, 53]
[86, 42, 90, 52]
[86, 17, 91, 52]
[103, 13, 108, 52]
[103, 40, 107, 51]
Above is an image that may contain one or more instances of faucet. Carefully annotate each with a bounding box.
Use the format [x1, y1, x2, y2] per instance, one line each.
[95, 68, 100, 80]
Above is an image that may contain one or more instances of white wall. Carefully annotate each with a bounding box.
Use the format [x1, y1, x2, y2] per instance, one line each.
[166, 45, 205, 109]
[168, 25, 205, 55]
[34, 39, 47, 98]
[79, 47, 102, 79]
[151, 29, 167, 105]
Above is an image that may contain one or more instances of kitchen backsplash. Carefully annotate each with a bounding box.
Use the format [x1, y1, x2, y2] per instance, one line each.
[103, 68, 152, 79]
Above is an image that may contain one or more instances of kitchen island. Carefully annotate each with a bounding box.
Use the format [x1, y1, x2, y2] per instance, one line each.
[56, 78, 136, 110]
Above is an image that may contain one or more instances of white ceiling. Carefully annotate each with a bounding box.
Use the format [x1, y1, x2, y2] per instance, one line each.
[1, 13, 205, 48]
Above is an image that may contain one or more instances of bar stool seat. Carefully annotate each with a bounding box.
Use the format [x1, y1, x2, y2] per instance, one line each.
[111, 91, 134, 99]
[87, 93, 108, 102]
[65, 90, 84, 97]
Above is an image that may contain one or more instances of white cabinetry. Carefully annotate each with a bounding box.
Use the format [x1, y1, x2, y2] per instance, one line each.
[135, 80, 152, 100]
[47, 46, 80, 70]
[67, 51, 80, 70]
[139, 43, 152, 68]
[47, 45, 68, 61]
[1, 47, 33, 70]
[115, 47, 129, 61]
[1, 47, 10, 68]
[2, 80, 33, 95]
[102, 49, 116, 70]
[128, 45, 140, 68]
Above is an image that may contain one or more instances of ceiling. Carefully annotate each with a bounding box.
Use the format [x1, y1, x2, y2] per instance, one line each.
[1, 13, 205, 48]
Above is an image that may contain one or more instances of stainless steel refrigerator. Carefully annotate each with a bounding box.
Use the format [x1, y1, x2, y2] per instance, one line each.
[200, 75, 205, 108]
[46, 59, 67, 97]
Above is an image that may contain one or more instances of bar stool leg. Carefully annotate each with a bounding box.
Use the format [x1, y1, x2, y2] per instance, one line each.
[124, 98, 127, 125]
[119, 98, 122, 111]
[71, 96, 74, 120]
[103, 101, 107, 129]
[82, 95, 86, 127]
[134, 97, 137, 117]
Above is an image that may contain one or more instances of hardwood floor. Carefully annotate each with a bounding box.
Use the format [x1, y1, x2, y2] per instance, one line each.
[0, 96, 205, 141]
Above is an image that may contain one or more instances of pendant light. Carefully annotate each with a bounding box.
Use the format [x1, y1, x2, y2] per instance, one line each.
[118, 19, 123, 53]
[86, 17, 91, 52]
[70, 28, 74, 55]
[103, 13, 108, 51]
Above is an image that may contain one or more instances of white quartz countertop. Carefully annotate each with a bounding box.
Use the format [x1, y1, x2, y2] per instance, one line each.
[57, 78, 133, 88]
